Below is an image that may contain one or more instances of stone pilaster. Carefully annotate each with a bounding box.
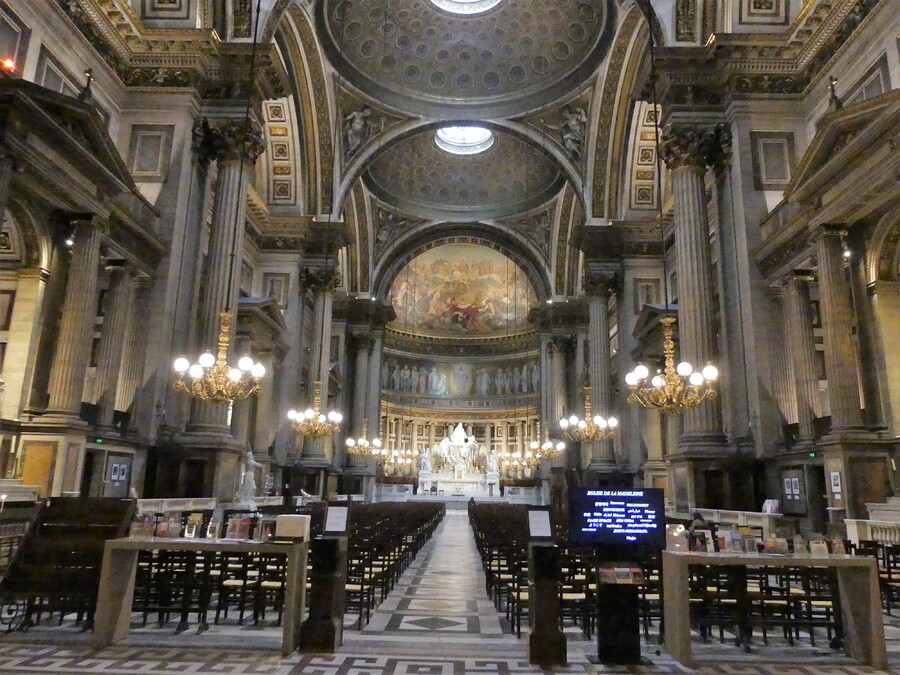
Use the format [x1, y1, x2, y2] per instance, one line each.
[846, 227, 886, 430]
[660, 125, 723, 444]
[548, 335, 571, 469]
[188, 119, 264, 433]
[816, 226, 863, 431]
[765, 286, 798, 427]
[1, 267, 48, 420]
[367, 329, 384, 440]
[46, 219, 102, 418]
[584, 271, 615, 470]
[115, 276, 153, 422]
[94, 264, 134, 428]
[785, 272, 820, 441]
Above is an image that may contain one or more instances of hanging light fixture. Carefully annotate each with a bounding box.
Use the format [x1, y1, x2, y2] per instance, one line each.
[173, 313, 265, 403]
[559, 386, 617, 441]
[625, 317, 717, 414]
[287, 381, 343, 437]
[623, 8, 718, 416]
[172, 0, 265, 404]
[345, 417, 383, 456]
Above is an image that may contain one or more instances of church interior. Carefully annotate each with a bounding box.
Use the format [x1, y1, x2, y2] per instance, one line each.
[0, 0, 899, 673]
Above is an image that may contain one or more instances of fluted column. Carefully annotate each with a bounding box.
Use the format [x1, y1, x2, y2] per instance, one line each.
[367, 329, 384, 440]
[765, 286, 798, 427]
[585, 271, 615, 469]
[46, 219, 102, 418]
[299, 268, 339, 461]
[816, 226, 863, 431]
[661, 126, 723, 442]
[349, 333, 372, 468]
[785, 272, 820, 441]
[94, 264, 134, 428]
[230, 334, 253, 447]
[548, 336, 569, 429]
[115, 276, 153, 421]
[189, 120, 264, 433]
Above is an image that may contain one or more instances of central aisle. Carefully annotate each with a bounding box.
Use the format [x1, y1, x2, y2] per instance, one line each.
[345, 509, 516, 656]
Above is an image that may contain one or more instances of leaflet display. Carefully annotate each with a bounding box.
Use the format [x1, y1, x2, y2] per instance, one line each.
[569, 488, 665, 548]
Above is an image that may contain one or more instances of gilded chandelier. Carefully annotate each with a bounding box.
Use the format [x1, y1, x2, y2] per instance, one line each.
[624, 317, 718, 415]
[345, 418, 383, 457]
[559, 386, 617, 442]
[173, 311, 265, 404]
[287, 381, 343, 437]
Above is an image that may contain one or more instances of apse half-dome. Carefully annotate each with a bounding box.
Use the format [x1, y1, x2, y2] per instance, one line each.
[390, 242, 536, 339]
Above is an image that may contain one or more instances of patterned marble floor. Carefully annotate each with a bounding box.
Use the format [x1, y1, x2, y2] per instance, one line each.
[1, 511, 899, 673]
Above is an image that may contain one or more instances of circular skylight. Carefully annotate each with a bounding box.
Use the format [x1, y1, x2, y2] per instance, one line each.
[434, 126, 494, 155]
[429, 0, 504, 15]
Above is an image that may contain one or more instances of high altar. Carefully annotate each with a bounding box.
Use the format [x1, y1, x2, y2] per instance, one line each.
[418, 423, 500, 497]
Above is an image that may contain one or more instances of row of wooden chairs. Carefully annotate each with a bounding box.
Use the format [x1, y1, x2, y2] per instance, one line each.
[345, 502, 444, 629]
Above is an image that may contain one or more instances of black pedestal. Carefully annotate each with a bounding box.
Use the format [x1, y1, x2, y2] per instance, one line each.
[595, 582, 641, 664]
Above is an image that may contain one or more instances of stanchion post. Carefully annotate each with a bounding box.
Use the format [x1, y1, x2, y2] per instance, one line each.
[299, 535, 347, 652]
[526, 541, 566, 666]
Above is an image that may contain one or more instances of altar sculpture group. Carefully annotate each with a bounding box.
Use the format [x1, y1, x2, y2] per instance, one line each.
[419, 423, 499, 475]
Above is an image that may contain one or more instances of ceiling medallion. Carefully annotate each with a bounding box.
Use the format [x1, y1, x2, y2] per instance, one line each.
[429, 0, 504, 15]
[434, 126, 494, 155]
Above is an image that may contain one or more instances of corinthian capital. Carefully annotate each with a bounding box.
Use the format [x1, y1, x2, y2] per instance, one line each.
[299, 266, 341, 291]
[204, 119, 265, 164]
[699, 124, 732, 173]
[660, 126, 706, 170]
[583, 271, 616, 298]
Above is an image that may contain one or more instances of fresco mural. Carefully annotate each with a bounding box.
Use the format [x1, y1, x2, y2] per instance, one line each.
[390, 243, 536, 336]
[381, 356, 540, 398]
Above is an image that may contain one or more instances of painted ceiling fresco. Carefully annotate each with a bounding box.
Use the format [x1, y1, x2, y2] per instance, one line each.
[390, 243, 536, 337]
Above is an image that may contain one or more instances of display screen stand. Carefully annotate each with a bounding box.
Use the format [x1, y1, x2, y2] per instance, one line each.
[589, 543, 645, 666]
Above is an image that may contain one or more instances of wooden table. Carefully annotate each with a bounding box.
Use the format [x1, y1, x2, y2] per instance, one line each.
[92, 537, 308, 656]
[662, 550, 887, 670]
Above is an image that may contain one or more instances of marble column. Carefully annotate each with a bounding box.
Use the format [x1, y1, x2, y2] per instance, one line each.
[585, 272, 615, 469]
[189, 120, 264, 433]
[115, 277, 153, 422]
[660, 126, 723, 442]
[94, 264, 135, 428]
[46, 219, 102, 418]
[765, 286, 798, 426]
[847, 227, 886, 430]
[785, 272, 820, 441]
[816, 226, 863, 431]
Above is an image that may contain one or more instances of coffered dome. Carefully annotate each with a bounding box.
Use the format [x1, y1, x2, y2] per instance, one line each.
[317, 0, 616, 117]
[363, 127, 564, 221]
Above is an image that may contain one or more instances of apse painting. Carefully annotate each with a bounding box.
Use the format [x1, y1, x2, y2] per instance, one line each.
[391, 243, 536, 336]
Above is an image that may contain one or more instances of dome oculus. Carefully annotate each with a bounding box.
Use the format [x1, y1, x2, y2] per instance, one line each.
[434, 126, 494, 155]
[428, 0, 504, 15]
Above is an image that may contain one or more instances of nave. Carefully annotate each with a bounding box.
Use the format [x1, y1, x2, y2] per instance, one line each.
[2, 510, 900, 674]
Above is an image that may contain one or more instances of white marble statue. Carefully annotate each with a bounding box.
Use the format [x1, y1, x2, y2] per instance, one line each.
[487, 449, 499, 473]
[419, 449, 431, 473]
[234, 447, 262, 509]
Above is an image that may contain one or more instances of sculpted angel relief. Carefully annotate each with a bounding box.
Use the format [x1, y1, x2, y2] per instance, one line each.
[390, 243, 536, 336]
